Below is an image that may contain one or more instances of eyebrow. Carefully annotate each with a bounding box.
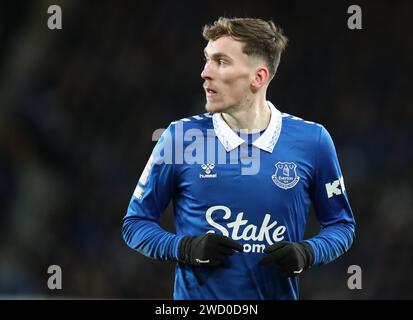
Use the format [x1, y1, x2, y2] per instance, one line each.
[203, 50, 233, 61]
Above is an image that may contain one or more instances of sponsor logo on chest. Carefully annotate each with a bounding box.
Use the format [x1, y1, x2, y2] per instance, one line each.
[205, 205, 286, 252]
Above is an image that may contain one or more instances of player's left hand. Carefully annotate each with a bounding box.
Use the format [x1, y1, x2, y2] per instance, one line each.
[259, 241, 313, 277]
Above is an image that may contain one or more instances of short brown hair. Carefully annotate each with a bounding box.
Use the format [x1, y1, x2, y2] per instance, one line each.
[202, 17, 288, 80]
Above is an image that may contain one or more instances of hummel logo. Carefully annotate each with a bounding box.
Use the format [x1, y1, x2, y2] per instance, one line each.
[200, 163, 217, 179]
[195, 258, 210, 264]
[293, 268, 303, 274]
[201, 163, 215, 174]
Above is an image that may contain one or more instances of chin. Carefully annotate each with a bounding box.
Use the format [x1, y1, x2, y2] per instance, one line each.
[205, 101, 228, 113]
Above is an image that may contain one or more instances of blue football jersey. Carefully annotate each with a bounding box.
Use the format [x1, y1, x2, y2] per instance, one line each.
[122, 101, 356, 300]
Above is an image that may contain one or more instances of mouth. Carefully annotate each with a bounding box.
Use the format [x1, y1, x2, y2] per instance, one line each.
[205, 87, 218, 97]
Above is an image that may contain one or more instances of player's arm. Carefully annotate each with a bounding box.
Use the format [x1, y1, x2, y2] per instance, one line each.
[303, 125, 356, 267]
[259, 125, 356, 276]
[122, 124, 243, 265]
[122, 124, 184, 261]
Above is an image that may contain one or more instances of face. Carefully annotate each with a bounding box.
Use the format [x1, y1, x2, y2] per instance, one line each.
[201, 36, 256, 113]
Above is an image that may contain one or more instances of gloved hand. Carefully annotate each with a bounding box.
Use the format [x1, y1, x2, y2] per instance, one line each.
[179, 233, 244, 267]
[259, 241, 313, 277]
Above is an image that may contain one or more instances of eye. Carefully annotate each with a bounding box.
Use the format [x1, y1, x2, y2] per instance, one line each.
[218, 59, 226, 65]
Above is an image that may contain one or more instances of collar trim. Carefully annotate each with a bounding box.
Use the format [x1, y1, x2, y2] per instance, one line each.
[212, 101, 282, 153]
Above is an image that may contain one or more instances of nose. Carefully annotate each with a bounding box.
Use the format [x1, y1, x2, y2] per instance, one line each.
[201, 61, 213, 80]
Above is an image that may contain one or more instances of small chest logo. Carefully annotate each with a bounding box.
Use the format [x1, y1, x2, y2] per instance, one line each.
[272, 161, 300, 190]
[200, 163, 217, 179]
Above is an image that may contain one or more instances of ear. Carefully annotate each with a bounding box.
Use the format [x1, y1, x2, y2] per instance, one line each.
[251, 66, 269, 92]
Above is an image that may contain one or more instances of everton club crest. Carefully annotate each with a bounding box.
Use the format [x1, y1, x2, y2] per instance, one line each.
[272, 161, 300, 190]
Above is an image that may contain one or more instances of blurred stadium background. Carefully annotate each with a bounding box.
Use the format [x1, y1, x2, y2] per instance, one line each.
[0, 0, 412, 299]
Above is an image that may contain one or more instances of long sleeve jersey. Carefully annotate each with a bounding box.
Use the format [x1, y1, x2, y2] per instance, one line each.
[122, 101, 356, 300]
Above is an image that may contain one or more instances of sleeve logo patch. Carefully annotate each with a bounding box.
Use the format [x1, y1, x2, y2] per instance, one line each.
[325, 177, 346, 198]
[139, 155, 154, 186]
[133, 185, 144, 200]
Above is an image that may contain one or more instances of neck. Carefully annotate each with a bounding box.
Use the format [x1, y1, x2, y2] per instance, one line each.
[221, 96, 271, 132]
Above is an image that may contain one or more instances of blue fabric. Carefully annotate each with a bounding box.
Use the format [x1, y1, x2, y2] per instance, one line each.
[122, 111, 356, 300]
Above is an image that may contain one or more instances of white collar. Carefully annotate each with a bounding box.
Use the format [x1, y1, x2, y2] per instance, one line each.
[212, 101, 282, 153]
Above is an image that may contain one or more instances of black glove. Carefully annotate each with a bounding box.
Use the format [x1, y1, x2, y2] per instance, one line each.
[179, 233, 244, 267]
[259, 241, 313, 277]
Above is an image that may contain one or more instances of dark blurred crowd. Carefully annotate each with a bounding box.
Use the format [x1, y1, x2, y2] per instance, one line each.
[0, 0, 412, 299]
